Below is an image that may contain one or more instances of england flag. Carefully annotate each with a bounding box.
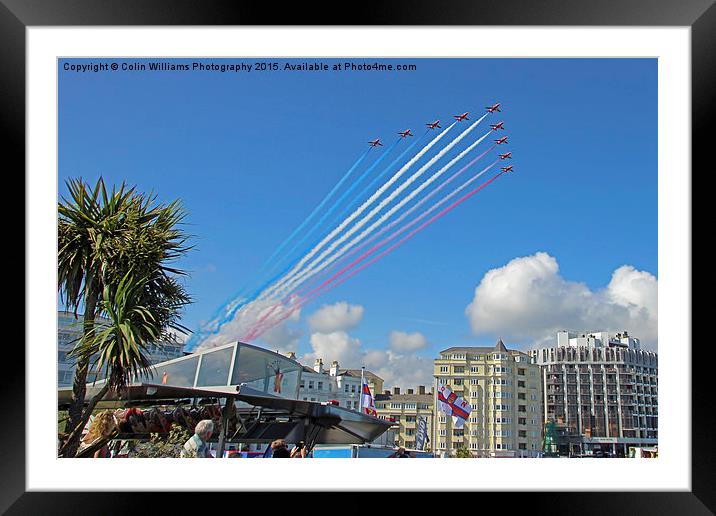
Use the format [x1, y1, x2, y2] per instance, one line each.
[361, 379, 377, 417]
[437, 383, 472, 428]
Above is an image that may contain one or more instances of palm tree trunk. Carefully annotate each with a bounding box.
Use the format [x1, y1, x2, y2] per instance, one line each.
[62, 288, 97, 458]
[58, 380, 111, 457]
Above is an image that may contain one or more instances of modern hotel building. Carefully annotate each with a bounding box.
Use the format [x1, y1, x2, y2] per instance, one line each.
[530, 330, 658, 456]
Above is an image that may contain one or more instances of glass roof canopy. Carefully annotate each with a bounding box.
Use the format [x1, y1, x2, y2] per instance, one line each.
[143, 341, 303, 399]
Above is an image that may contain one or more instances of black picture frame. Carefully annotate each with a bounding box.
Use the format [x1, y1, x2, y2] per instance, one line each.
[5, 0, 709, 512]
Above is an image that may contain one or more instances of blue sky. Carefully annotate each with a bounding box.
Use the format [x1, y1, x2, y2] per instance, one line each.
[59, 58, 657, 366]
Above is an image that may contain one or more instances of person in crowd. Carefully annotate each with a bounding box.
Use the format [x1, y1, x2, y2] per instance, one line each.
[290, 441, 307, 458]
[79, 410, 116, 458]
[388, 446, 410, 458]
[270, 439, 291, 458]
[180, 419, 214, 458]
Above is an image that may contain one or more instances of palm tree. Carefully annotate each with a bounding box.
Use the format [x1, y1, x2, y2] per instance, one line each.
[58, 177, 192, 457]
[58, 273, 159, 456]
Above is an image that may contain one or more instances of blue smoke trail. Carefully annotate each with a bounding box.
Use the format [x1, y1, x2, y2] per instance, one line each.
[218, 133, 430, 328]
[332, 130, 429, 225]
[270, 138, 402, 278]
[185, 147, 371, 350]
[260, 147, 372, 274]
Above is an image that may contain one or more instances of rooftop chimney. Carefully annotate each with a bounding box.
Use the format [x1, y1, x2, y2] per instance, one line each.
[393, 387, 400, 395]
[285, 351, 296, 360]
[329, 360, 340, 377]
[313, 358, 323, 374]
[418, 386, 425, 395]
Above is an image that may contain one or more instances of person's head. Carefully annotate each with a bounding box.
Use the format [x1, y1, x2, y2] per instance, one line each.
[83, 411, 116, 443]
[271, 439, 287, 451]
[271, 439, 290, 458]
[194, 419, 214, 441]
[273, 447, 290, 458]
[397, 447, 406, 455]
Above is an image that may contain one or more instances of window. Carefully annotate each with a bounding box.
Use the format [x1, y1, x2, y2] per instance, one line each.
[454, 366, 465, 374]
[440, 366, 449, 373]
[317, 381, 323, 390]
[309, 381, 314, 389]
[518, 368, 526, 376]
[471, 366, 480, 373]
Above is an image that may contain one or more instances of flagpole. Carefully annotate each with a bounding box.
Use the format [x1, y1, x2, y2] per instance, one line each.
[359, 366, 365, 413]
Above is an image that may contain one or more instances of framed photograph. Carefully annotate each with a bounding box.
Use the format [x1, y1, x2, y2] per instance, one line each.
[8, 0, 709, 511]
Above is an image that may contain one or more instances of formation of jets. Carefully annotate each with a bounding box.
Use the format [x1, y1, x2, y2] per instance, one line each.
[365, 102, 515, 174]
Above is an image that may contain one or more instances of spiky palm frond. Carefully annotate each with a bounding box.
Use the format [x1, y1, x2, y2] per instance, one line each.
[72, 272, 160, 391]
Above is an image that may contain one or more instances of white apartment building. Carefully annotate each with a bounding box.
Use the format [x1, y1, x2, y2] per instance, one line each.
[58, 311, 186, 387]
[294, 356, 383, 411]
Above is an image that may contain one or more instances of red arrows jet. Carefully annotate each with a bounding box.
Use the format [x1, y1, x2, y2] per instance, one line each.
[398, 129, 414, 138]
[368, 139, 383, 147]
[501, 165, 514, 173]
[426, 120, 441, 129]
[490, 121, 505, 131]
[499, 152, 512, 160]
[495, 136, 508, 145]
[453, 112, 469, 122]
[486, 103, 501, 113]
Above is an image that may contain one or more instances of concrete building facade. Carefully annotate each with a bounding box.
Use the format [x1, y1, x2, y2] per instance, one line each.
[434, 339, 543, 457]
[58, 311, 186, 387]
[295, 356, 384, 411]
[374, 386, 434, 450]
[530, 330, 658, 456]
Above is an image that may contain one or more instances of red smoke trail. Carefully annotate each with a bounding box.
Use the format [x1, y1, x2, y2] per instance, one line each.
[295, 144, 497, 298]
[244, 159, 497, 340]
[245, 143, 496, 341]
[248, 169, 507, 340]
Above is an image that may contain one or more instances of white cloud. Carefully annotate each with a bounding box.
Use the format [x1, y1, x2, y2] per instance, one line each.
[363, 350, 434, 392]
[389, 330, 429, 352]
[301, 329, 434, 390]
[465, 252, 658, 349]
[307, 301, 364, 333]
[303, 331, 364, 367]
[195, 298, 302, 352]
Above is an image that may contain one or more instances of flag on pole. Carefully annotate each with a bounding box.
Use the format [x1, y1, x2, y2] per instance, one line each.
[361, 377, 377, 417]
[415, 416, 429, 450]
[437, 383, 472, 428]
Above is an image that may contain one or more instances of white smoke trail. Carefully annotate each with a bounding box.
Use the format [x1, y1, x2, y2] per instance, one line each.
[240, 121, 459, 307]
[274, 128, 494, 297]
[255, 113, 487, 303]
